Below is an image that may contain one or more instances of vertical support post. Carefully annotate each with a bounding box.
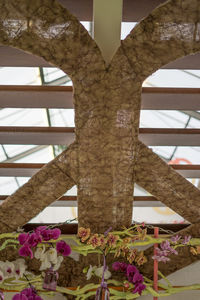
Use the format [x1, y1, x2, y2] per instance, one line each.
[93, 0, 123, 64]
[153, 227, 159, 300]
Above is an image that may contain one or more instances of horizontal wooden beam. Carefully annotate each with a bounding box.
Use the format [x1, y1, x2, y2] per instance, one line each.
[0, 85, 74, 108]
[1, 127, 200, 146]
[140, 128, 200, 146]
[59, 0, 166, 22]
[0, 195, 156, 201]
[142, 87, 200, 110]
[22, 223, 190, 234]
[1, 86, 200, 110]
[1, 163, 200, 178]
[0, 126, 75, 145]
[1, 45, 199, 68]
[0, 195, 168, 207]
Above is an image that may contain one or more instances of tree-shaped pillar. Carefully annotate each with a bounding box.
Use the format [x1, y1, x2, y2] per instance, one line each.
[0, 0, 200, 240]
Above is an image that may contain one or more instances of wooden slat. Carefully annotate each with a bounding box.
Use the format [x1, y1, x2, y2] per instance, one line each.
[0, 194, 166, 207]
[0, 85, 74, 109]
[1, 127, 200, 146]
[1, 46, 200, 68]
[140, 128, 200, 146]
[1, 86, 200, 110]
[22, 223, 190, 234]
[0, 126, 75, 145]
[59, 0, 165, 22]
[0, 195, 156, 201]
[1, 163, 200, 178]
[141, 87, 200, 110]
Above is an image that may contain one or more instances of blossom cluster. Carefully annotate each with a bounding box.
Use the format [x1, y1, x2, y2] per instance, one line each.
[0, 259, 27, 282]
[112, 262, 146, 295]
[12, 287, 43, 300]
[86, 265, 111, 280]
[78, 227, 119, 249]
[18, 226, 71, 270]
[78, 227, 147, 266]
[152, 235, 191, 263]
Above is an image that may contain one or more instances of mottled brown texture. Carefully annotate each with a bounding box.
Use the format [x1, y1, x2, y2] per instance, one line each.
[0, 143, 77, 232]
[135, 141, 200, 224]
[0, 0, 200, 278]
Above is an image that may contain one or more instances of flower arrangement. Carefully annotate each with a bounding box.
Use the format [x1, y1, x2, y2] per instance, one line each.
[0, 222, 199, 299]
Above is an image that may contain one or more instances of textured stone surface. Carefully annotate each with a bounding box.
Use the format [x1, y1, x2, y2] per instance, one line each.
[0, 0, 200, 278]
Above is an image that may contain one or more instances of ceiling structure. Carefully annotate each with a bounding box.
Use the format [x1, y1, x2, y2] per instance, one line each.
[0, 0, 200, 232]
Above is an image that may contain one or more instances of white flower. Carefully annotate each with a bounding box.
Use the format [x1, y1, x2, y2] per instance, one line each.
[39, 248, 58, 271]
[86, 265, 97, 280]
[0, 270, 5, 283]
[13, 259, 27, 279]
[34, 245, 46, 260]
[53, 256, 63, 271]
[1, 261, 15, 278]
[94, 266, 111, 280]
[46, 248, 58, 265]
[39, 259, 51, 271]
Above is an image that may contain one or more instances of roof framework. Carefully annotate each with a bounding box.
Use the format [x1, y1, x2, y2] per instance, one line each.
[0, 0, 200, 282]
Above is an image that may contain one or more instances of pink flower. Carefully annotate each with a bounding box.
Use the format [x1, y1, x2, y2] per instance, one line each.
[171, 235, 181, 243]
[182, 235, 191, 245]
[35, 226, 61, 241]
[56, 240, 71, 256]
[40, 229, 52, 241]
[112, 262, 128, 272]
[133, 283, 146, 295]
[35, 226, 47, 234]
[19, 245, 33, 259]
[18, 233, 29, 245]
[12, 294, 27, 300]
[27, 233, 42, 248]
[51, 228, 61, 240]
[12, 287, 43, 300]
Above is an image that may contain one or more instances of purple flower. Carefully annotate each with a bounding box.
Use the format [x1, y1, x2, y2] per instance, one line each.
[27, 233, 42, 248]
[152, 255, 170, 263]
[21, 288, 34, 297]
[18, 233, 29, 245]
[126, 265, 140, 283]
[35, 226, 61, 241]
[160, 240, 171, 251]
[19, 245, 33, 259]
[12, 294, 28, 300]
[35, 226, 47, 234]
[182, 235, 191, 245]
[51, 228, 61, 240]
[40, 229, 52, 241]
[56, 240, 71, 256]
[12, 287, 43, 300]
[132, 272, 144, 284]
[171, 235, 181, 243]
[112, 262, 127, 272]
[133, 283, 146, 295]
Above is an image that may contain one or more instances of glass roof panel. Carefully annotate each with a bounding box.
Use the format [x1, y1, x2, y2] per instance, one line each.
[140, 110, 189, 128]
[48, 109, 74, 127]
[2, 145, 36, 159]
[145, 69, 200, 87]
[0, 67, 40, 85]
[29, 206, 186, 224]
[0, 108, 48, 126]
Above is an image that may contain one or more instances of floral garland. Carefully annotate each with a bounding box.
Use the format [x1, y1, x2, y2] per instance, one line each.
[0, 223, 199, 299]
